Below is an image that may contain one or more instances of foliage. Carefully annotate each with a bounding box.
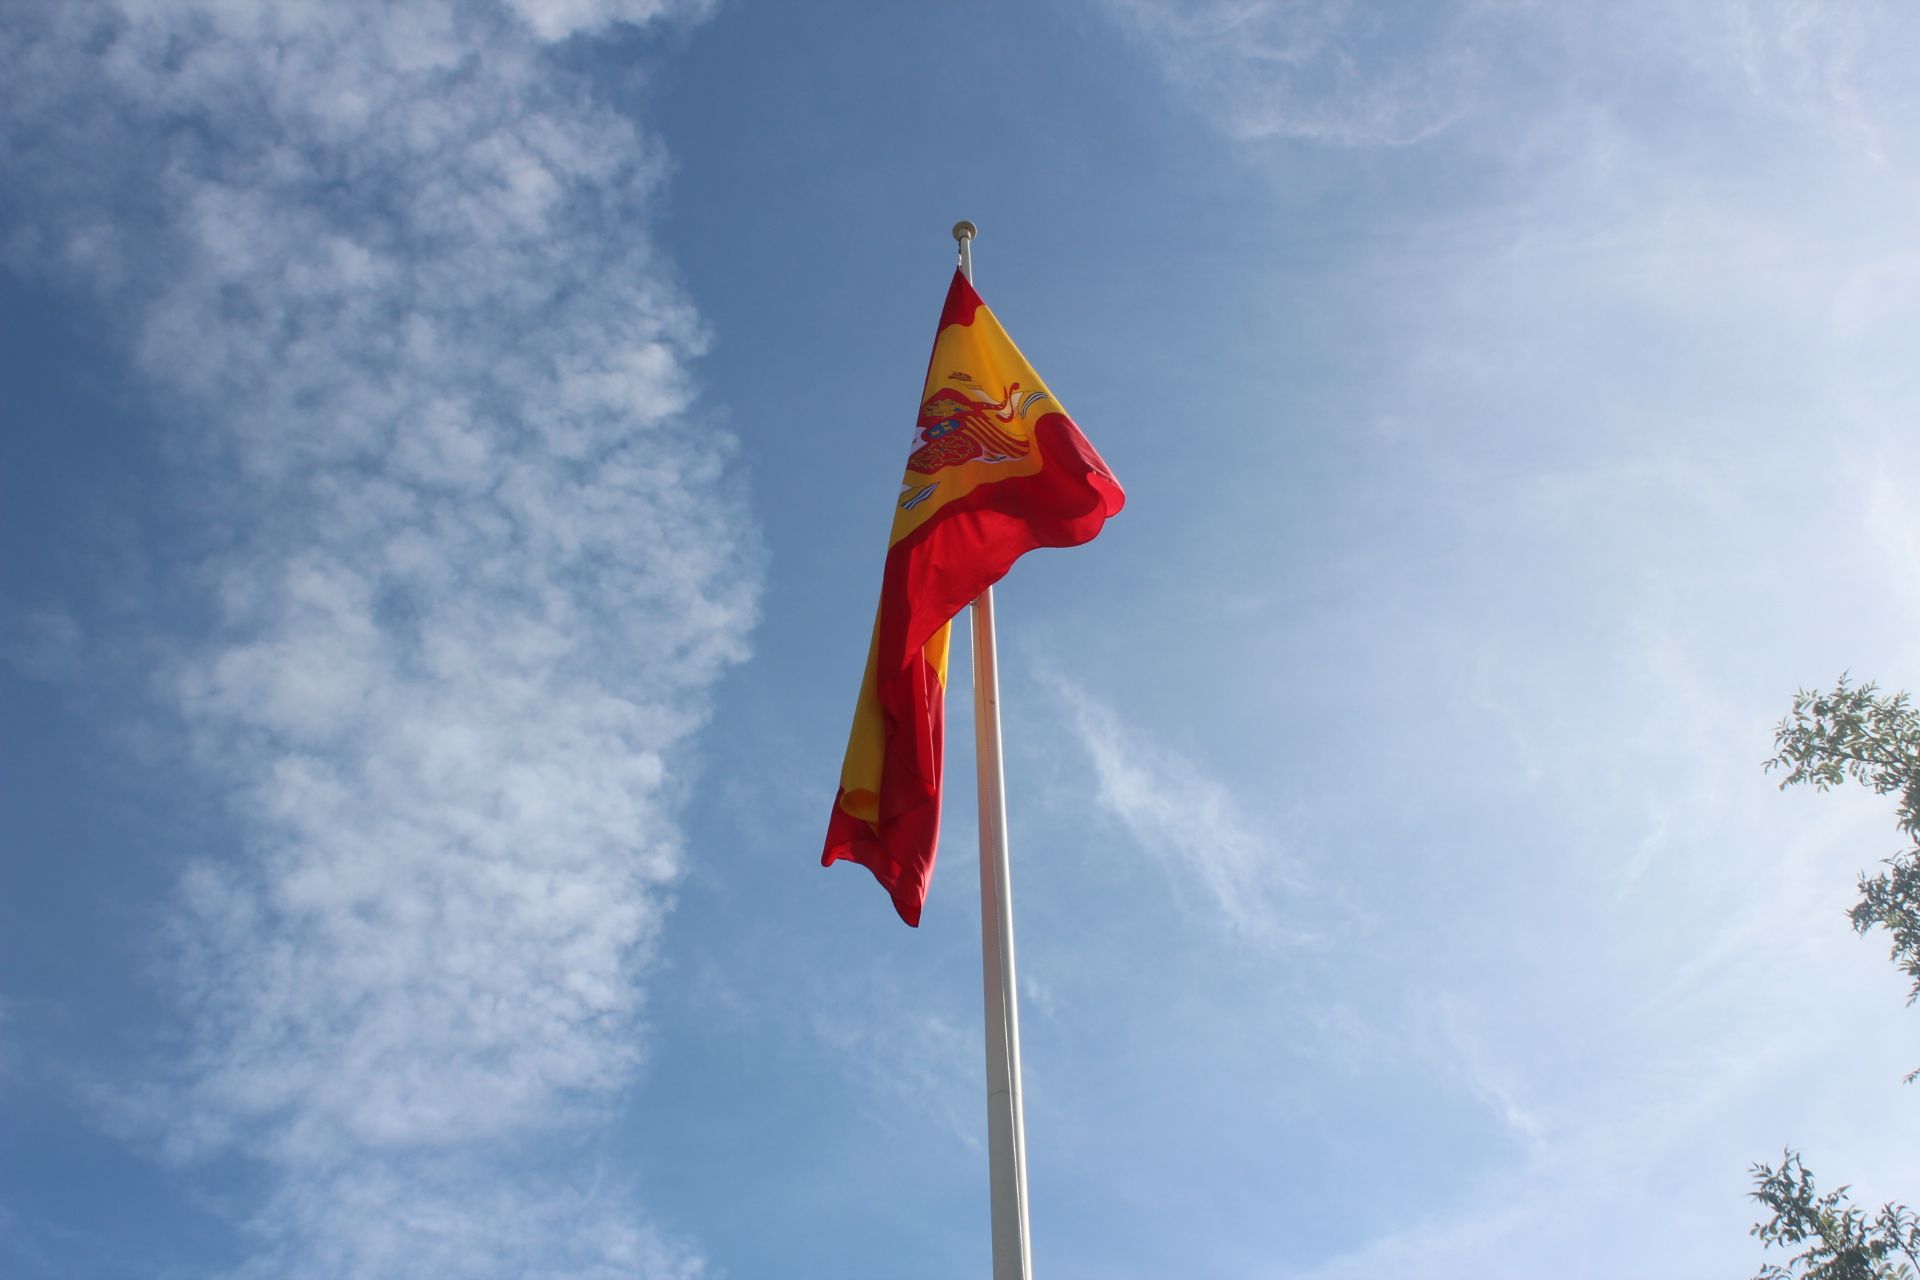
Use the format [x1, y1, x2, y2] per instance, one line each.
[1750, 1151, 1920, 1280]
[1750, 677, 1920, 1280]
[1765, 675, 1920, 1032]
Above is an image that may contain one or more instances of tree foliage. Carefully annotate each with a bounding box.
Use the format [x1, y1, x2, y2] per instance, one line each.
[1750, 677, 1920, 1280]
[1750, 1151, 1920, 1280]
[1765, 675, 1920, 1030]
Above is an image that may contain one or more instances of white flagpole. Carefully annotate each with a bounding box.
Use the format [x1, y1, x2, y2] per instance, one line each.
[953, 219, 1034, 1280]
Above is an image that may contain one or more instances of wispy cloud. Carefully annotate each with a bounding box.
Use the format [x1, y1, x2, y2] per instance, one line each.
[230, 1160, 707, 1280]
[3, 0, 751, 1273]
[1729, 0, 1919, 157]
[1096, 1, 1920, 154]
[810, 999, 984, 1150]
[1427, 995, 1545, 1153]
[1094, 0, 1487, 145]
[1054, 679, 1310, 945]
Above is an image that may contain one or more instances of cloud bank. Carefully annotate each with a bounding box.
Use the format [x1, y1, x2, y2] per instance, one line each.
[3, 0, 751, 1274]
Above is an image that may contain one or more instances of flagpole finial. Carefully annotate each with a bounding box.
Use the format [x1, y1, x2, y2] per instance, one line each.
[952, 221, 977, 282]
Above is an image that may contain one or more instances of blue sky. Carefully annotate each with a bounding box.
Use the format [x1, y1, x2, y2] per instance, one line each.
[4, 1, 1920, 1276]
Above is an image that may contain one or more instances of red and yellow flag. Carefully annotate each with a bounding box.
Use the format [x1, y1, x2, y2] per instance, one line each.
[822, 270, 1125, 925]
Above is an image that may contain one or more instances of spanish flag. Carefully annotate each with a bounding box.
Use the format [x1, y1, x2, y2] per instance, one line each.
[823, 271, 1125, 925]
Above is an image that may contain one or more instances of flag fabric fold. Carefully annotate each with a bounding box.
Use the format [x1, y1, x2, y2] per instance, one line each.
[822, 269, 1125, 925]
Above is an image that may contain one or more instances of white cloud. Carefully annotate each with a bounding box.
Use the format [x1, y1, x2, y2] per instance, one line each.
[2, 0, 751, 1273]
[1055, 679, 1311, 945]
[501, 0, 716, 44]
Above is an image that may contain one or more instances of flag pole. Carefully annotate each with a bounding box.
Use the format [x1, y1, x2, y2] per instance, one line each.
[954, 219, 1034, 1280]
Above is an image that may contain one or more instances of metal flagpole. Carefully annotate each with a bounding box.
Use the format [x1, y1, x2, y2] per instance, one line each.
[953, 219, 1034, 1280]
